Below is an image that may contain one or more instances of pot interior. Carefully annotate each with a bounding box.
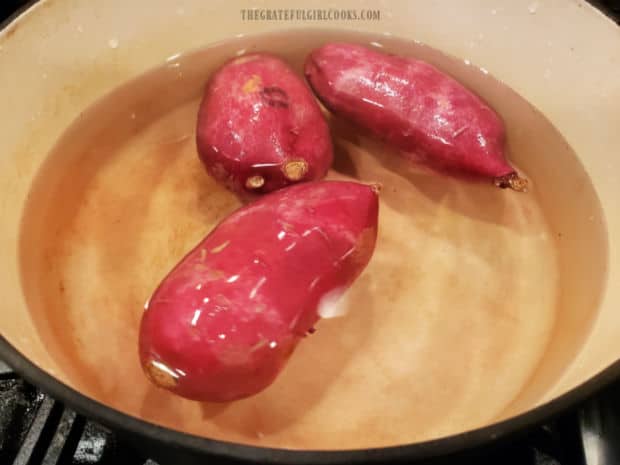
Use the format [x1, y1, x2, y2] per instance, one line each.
[14, 29, 608, 449]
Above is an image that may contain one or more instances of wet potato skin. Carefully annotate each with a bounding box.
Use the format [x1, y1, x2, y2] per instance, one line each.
[139, 181, 379, 402]
[196, 54, 333, 195]
[304, 43, 527, 191]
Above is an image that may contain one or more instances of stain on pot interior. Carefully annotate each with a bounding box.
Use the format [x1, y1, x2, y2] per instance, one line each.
[18, 30, 607, 449]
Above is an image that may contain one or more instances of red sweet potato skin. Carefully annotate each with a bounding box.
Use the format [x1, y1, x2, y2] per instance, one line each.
[139, 181, 378, 401]
[304, 43, 516, 180]
[196, 54, 333, 194]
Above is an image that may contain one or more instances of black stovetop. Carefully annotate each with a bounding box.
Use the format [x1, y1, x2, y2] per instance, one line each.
[2, 1, 620, 464]
[4, 356, 620, 465]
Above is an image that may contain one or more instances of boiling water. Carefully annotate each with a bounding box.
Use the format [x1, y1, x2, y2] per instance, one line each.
[19, 30, 607, 449]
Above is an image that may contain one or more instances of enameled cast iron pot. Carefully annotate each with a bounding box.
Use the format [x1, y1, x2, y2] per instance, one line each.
[1, 1, 619, 463]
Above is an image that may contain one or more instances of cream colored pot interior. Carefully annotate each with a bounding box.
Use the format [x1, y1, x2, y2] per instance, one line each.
[1, 0, 619, 451]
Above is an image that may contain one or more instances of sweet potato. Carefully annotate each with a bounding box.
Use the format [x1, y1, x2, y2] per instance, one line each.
[304, 43, 527, 191]
[196, 54, 333, 194]
[139, 181, 379, 401]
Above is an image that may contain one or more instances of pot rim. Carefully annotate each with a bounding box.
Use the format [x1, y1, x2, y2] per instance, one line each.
[2, 1, 620, 462]
[2, 334, 620, 463]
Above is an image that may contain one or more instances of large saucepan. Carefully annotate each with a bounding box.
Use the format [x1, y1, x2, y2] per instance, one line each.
[1, 0, 619, 463]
